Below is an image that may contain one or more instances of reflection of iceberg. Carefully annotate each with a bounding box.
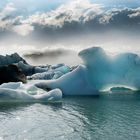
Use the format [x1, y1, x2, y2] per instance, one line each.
[35, 47, 140, 95]
[0, 82, 62, 102]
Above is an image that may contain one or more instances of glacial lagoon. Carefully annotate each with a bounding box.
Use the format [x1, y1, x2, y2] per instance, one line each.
[0, 93, 140, 140]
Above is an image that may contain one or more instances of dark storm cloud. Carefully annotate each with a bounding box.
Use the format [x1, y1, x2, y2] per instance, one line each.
[99, 8, 140, 27]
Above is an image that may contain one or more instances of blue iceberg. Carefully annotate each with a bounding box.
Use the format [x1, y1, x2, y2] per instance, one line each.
[35, 47, 140, 95]
[28, 65, 71, 80]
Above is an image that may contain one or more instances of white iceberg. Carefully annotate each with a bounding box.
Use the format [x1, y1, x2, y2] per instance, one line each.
[0, 82, 62, 102]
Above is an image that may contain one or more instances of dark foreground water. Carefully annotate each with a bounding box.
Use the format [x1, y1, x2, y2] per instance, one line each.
[0, 93, 140, 140]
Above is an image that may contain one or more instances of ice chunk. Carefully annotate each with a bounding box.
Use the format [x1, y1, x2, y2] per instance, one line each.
[0, 82, 22, 90]
[0, 82, 62, 102]
[0, 88, 34, 101]
[34, 67, 49, 73]
[51, 63, 65, 69]
[17, 61, 49, 76]
[34, 89, 62, 102]
[54, 65, 71, 74]
[0, 53, 27, 66]
[28, 65, 70, 80]
[53, 71, 64, 79]
[28, 71, 54, 80]
[17, 61, 34, 76]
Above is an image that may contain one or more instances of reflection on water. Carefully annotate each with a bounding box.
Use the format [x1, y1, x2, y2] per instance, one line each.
[0, 94, 140, 140]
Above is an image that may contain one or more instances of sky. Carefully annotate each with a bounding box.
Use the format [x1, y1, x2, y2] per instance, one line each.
[0, 0, 140, 65]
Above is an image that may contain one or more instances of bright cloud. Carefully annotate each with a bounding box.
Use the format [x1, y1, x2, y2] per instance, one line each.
[128, 7, 140, 18]
[0, 2, 16, 20]
[0, 0, 140, 36]
[23, 0, 103, 28]
[12, 24, 34, 36]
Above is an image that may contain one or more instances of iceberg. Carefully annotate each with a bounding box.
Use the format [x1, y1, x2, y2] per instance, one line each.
[0, 82, 62, 102]
[1, 47, 140, 97]
[28, 65, 71, 80]
[28, 71, 55, 80]
[53, 71, 64, 79]
[54, 65, 71, 74]
[17, 61, 49, 76]
[35, 47, 140, 95]
[51, 63, 65, 69]
[0, 53, 27, 66]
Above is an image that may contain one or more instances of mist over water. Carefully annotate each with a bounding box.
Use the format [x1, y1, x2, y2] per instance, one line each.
[23, 32, 140, 66]
[24, 47, 81, 66]
[1, 29, 139, 66]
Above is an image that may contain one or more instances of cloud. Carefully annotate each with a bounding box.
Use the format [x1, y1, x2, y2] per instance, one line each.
[0, 3, 17, 31]
[0, 44, 36, 55]
[0, 4, 33, 36]
[128, 7, 140, 18]
[98, 7, 140, 27]
[0, 2, 16, 20]
[0, 0, 104, 35]
[22, 0, 103, 28]
[16, 1, 140, 33]
[99, 8, 120, 24]
[12, 23, 34, 36]
[0, 0, 140, 36]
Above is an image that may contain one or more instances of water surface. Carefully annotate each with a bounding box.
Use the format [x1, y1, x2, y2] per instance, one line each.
[0, 93, 140, 140]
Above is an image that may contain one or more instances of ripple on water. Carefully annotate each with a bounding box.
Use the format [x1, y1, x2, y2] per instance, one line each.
[0, 94, 140, 139]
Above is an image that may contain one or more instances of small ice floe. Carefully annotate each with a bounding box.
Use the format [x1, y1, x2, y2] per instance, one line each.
[0, 82, 62, 103]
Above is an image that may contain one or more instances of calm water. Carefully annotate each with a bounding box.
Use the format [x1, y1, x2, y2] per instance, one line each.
[0, 93, 140, 140]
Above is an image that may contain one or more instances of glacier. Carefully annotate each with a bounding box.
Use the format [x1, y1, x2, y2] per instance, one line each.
[35, 47, 140, 95]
